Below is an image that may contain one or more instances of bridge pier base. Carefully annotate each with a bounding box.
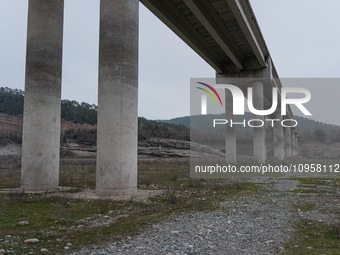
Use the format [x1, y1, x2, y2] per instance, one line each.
[216, 74, 237, 164]
[296, 134, 299, 156]
[274, 112, 284, 160]
[216, 74, 237, 163]
[285, 126, 292, 158]
[96, 0, 139, 197]
[224, 88, 237, 164]
[21, 0, 64, 192]
[283, 127, 286, 158]
[291, 132, 295, 156]
[291, 131, 298, 157]
[252, 81, 266, 164]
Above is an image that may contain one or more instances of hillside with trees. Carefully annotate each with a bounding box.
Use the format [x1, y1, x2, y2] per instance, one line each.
[0, 87, 190, 144]
[2, 86, 340, 147]
[158, 113, 340, 146]
[0, 87, 24, 116]
[157, 113, 340, 132]
[0, 87, 98, 125]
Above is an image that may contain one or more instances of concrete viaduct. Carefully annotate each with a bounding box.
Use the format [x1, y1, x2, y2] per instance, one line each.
[21, 0, 298, 195]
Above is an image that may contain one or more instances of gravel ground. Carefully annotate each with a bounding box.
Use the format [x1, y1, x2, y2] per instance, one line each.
[70, 179, 302, 255]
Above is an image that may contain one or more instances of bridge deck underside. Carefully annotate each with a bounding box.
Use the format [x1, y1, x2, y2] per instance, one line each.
[141, 0, 268, 73]
[141, 0, 294, 120]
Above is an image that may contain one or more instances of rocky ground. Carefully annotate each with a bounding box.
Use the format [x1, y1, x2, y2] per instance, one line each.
[1, 177, 340, 254]
[0, 138, 226, 159]
[66, 178, 322, 255]
[2, 139, 340, 160]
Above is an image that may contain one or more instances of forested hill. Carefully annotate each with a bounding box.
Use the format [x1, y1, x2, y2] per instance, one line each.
[0, 87, 98, 125]
[2, 87, 339, 135]
[157, 113, 340, 133]
[0, 87, 190, 141]
[0, 87, 24, 116]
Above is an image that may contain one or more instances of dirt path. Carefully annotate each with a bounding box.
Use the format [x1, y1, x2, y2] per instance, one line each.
[70, 179, 310, 255]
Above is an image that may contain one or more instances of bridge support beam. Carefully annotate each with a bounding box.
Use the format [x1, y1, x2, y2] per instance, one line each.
[21, 0, 64, 192]
[291, 130, 299, 157]
[252, 81, 266, 164]
[285, 126, 292, 158]
[274, 112, 284, 160]
[295, 135, 299, 156]
[224, 88, 237, 164]
[291, 132, 296, 156]
[274, 126, 277, 158]
[216, 74, 237, 164]
[96, 0, 139, 196]
[283, 128, 286, 158]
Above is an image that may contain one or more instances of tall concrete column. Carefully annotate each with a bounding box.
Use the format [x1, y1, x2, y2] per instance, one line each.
[96, 0, 139, 196]
[274, 112, 284, 160]
[291, 132, 296, 156]
[282, 126, 286, 158]
[252, 81, 266, 164]
[295, 135, 299, 156]
[285, 126, 292, 158]
[273, 125, 277, 158]
[225, 88, 237, 164]
[21, 0, 64, 192]
[216, 74, 237, 164]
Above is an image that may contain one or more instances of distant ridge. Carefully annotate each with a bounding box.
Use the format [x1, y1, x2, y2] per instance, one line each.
[2, 86, 339, 135]
[157, 113, 340, 132]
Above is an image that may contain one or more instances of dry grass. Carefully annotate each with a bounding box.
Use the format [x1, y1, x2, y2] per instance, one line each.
[0, 157, 257, 254]
[283, 178, 340, 254]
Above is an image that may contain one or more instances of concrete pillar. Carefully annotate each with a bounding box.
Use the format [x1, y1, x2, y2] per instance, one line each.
[291, 132, 296, 156]
[282, 126, 286, 158]
[273, 125, 277, 158]
[96, 0, 139, 196]
[216, 74, 237, 164]
[285, 126, 292, 158]
[296, 135, 299, 156]
[21, 0, 64, 192]
[225, 88, 236, 164]
[274, 112, 284, 160]
[252, 81, 266, 164]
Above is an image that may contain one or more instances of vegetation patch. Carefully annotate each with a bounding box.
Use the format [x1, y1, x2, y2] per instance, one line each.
[291, 204, 315, 211]
[289, 178, 319, 185]
[284, 220, 340, 254]
[290, 189, 315, 194]
[0, 160, 258, 254]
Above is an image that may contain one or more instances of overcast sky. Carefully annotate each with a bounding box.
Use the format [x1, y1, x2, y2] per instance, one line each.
[0, 0, 339, 124]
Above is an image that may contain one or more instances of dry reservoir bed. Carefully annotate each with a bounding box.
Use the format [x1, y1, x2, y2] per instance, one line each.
[0, 157, 340, 254]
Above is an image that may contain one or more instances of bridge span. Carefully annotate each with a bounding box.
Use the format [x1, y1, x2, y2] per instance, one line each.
[20, 0, 298, 195]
